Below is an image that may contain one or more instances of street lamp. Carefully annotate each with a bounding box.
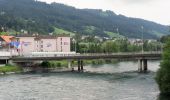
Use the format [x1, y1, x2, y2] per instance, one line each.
[141, 26, 144, 53]
[72, 39, 76, 53]
[116, 27, 120, 52]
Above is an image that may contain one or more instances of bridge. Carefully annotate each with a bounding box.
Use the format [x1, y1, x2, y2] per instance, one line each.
[0, 51, 162, 72]
[11, 52, 161, 61]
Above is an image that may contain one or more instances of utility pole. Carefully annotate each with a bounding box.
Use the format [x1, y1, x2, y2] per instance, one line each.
[116, 28, 119, 38]
[72, 39, 76, 53]
[141, 26, 144, 53]
[116, 27, 120, 52]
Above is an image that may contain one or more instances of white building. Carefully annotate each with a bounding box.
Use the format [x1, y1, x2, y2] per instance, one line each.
[17, 35, 71, 55]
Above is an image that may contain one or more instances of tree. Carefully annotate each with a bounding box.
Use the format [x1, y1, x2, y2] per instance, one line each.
[41, 61, 51, 68]
[156, 38, 170, 94]
[101, 40, 118, 53]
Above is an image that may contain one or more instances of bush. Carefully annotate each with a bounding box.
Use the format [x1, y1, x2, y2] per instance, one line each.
[41, 61, 51, 68]
[0, 65, 21, 73]
[156, 38, 170, 94]
[56, 63, 61, 67]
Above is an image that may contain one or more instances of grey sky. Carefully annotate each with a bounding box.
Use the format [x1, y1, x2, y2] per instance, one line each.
[38, 0, 170, 25]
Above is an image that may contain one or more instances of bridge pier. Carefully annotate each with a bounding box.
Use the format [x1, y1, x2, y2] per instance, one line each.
[80, 60, 84, 71]
[77, 60, 84, 72]
[78, 60, 81, 71]
[138, 59, 142, 72]
[68, 60, 72, 68]
[143, 59, 148, 72]
[5, 60, 8, 65]
[138, 59, 148, 72]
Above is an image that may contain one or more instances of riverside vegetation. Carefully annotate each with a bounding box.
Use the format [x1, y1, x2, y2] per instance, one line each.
[71, 36, 163, 54]
[156, 38, 170, 95]
[40, 59, 118, 68]
[0, 64, 22, 74]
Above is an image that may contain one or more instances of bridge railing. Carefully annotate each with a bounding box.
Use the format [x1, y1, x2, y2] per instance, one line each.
[79, 51, 161, 55]
[14, 51, 162, 58]
[0, 51, 11, 57]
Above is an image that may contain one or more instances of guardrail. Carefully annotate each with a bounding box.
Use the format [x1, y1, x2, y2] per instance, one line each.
[80, 51, 162, 56]
[0, 51, 11, 57]
[13, 51, 162, 58]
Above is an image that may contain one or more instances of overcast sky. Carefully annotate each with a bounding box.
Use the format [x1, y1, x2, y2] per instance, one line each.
[38, 0, 170, 25]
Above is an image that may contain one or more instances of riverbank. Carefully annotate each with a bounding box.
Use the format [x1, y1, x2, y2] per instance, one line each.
[0, 59, 125, 75]
[0, 65, 22, 75]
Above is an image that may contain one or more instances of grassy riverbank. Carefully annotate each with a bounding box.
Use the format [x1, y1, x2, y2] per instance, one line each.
[0, 65, 22, 74]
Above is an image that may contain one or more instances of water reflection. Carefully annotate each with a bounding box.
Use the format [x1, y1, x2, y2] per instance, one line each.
[157, 94, 170, 100]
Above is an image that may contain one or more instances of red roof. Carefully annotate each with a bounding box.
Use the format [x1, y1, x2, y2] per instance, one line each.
[0, 35, 14, 43]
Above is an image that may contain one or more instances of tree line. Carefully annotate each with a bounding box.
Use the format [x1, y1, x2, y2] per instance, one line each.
[71, 37, 162, 53]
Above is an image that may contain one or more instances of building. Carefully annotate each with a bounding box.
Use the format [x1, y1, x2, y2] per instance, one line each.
[17, 35, 71, 55]
[0, 35, 19, 56]
[18, 35, 35, 55]
[0, 35, 14, 49]
[128, 38, 143, 45]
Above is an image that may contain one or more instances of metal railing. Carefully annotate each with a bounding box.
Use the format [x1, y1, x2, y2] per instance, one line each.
[13, 51, 162, 58]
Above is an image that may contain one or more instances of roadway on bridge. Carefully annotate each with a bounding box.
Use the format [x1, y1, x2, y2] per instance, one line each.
[11, 52, 162, 62]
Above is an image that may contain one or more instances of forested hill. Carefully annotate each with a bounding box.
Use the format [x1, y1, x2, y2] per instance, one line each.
[0, 0, 169, 39]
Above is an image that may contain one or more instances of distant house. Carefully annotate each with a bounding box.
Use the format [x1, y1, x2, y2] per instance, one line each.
[0, 35, 19, 56]
[0, 35, 15, 49]
[128, 38, 143, 45]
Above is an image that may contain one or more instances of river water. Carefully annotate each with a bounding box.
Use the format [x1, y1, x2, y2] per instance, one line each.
[0, 61, 168, 100]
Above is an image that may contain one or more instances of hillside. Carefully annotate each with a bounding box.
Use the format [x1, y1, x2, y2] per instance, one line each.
[0, 0, 169, 39]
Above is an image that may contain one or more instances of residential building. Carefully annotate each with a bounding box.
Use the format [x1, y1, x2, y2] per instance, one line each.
[18, 35, 35, 55]
[56, 36, 70, 52]
[0, 35, 19, 56]
[17, 35, 71, 55]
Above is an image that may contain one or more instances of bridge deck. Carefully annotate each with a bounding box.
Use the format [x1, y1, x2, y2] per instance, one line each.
[11, 52, 162, 62]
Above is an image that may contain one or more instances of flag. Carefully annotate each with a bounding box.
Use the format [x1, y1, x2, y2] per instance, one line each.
[10, 41, 20, 48]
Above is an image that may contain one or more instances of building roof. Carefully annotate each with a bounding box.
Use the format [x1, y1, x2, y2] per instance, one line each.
[0, 35, 14, 43]
[37, 35, 57, 39]
[17, 34, 70, 38]
[16, 34, 37, 37]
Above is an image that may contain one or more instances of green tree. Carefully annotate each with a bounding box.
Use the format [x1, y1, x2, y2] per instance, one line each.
[101, 40, 118, 53]
[156, 38, 170, 94]
[41, 61, 51, 68]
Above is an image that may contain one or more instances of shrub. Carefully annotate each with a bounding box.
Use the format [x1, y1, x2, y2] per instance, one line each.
[156, 38, 170, 94]
[0, 65, 21, 73]
[41, 61, 51, 68]
[56, 62, 61, 67]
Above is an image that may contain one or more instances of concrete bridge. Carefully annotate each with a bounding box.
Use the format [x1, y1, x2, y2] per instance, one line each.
[11, 52, 162, 72]
[0, 51, 162, 72]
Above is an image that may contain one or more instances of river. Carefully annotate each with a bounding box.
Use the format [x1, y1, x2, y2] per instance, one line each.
[0, 61, 169, 100]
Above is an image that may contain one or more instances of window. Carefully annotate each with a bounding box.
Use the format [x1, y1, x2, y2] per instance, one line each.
[61, 46, 62, 52]
[41, 45, 43, 48]
[41, 41, 43, 44]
